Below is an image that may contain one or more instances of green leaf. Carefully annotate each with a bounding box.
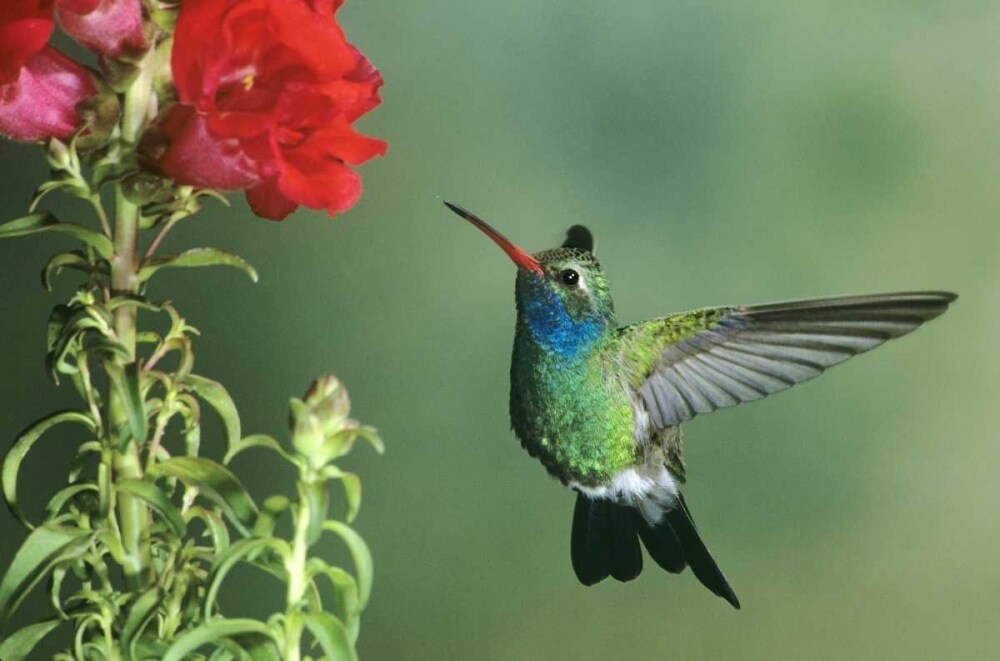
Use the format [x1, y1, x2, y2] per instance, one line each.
[322, 467, 362, 523]
[322, 521, 374, 609]
[183, 375, 241, 455]
[307, 559, 361, 642]
[41, 250, 104, 291]
[92, 161, 138, 188]
[185, 506, 230, 556]
[139, 248, 258, 283]
[3, 410, 96, 528]
[224, 434, 293, 466]
[29, 179, 84, 212]
[117, 479, 186, 537]
[350, 425, 385, 455]
[302, 611, 357, 661]
[122, 588, 163, 661]
[204, 537, 290, 620]
[0, 618, 64, 661]
[215, 632, 280, 661]
[49, 564, 68, 617]
[131, 638, 169, 661]
[83, 336, 132, 362]
[153, 457, 258, 535]
[317, 426, 385, 465]
[0, 524, 94, 625]
[0, 213, 113, 258]
[106, 362, 148, 447]
[252, 495, 290, 538]
[161, 618, 277, 661]
[303, 481, 329, 546]
[43, 482, 98, 521]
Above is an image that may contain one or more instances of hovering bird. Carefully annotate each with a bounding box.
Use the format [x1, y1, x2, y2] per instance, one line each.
[444, 201, 956, 609]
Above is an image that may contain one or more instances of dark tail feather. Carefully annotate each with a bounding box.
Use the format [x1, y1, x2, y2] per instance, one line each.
[609, 502, 642, 581]
[632, 509, 686, 574]
[571, 492, 739, 609]
[571, 494, 642, 585]
[661, 494, 741, 609]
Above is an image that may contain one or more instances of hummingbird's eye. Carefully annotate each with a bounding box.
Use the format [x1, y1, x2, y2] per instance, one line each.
[559, 269, 580, 287]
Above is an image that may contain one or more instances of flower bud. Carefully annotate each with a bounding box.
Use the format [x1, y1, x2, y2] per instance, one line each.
[291, 375, 357, 463]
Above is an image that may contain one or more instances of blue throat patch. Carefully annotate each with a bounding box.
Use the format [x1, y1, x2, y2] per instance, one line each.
[521, 285, 604, 358]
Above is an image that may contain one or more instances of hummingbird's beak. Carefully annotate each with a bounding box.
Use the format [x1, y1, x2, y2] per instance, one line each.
[444, 201, 544, 275]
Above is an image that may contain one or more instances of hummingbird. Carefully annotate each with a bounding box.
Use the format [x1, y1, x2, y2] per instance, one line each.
[445, 201, 957, 609]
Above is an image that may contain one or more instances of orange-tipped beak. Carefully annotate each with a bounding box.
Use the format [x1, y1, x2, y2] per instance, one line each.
[444, 201, 544, 275]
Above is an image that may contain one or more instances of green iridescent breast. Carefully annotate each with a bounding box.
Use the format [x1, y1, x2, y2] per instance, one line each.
[509, 329, 638, 486]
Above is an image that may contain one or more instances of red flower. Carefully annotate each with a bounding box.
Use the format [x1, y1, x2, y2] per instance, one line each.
[56, 0, 146, 57]
[0, 2, 97, 142]
[0, 47, 98, 142]
[0, 1, 56, 86]
[147, 0, 386, 221]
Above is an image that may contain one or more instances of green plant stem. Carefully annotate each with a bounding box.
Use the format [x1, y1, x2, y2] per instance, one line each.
[283, 486, 313, 661]
[110, 192, 151, 591]
[109, 49, 157, 593]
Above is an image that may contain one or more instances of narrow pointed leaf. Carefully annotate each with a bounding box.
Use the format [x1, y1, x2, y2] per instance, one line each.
[321, 426, 385, 463]
[117, 479, 186, 537]
[0, 213, 113, 258]
[83, 336, 132, 362]
[307, 559, 361, 642]
[302, 611, 357, 661]
[122, 588, 164, 661]
[153, 457, 258, 535]
[131, 638, 170, 660]
[0, 618, 64, 661]
[351, 426, 385, 454]
[43, 482, 98, 521]
[322, 466, 362, 523]
[322, 521, 374, 608]
[224, 434, 293, 465]
[161, 619, 277, 661]
[216, 632, 281, 661]
[92, 161, 137, 187]
[139, 248, 258, 283]
[3, 410, 96, 527]
[41, 251, 102, 291]
[301, 480, 329, 546]
[183, 375, 241, 454]
[204, 537, 291, 620]
[106, 362, 148, 447]
[0, 524, 94, 625]
[185, 506, 230, 555]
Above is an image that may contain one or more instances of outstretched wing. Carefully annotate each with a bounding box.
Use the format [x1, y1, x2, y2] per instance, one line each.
[617, 292, 956, 428]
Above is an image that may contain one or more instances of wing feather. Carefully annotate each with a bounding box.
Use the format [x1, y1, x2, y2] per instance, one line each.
[621, 292, 956, 428]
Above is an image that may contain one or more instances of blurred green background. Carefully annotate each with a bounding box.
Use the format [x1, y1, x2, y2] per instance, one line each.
[2, 1, 998, 659]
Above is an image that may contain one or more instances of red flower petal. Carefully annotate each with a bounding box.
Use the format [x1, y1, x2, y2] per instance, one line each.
[277, 157, 362, 217]
[266, 0, 357, 79]
[170, 0, 240, 105]
[0, 0, 56, 85]
[246, 179, 298, 221]
[151, 104, 261, 189]
[288, 117, 387, 166]
[57, 0, 145, 57]
[0, 46, 95, 142]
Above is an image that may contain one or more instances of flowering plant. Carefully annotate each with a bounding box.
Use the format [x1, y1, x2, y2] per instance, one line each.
[0, 1, 385, 659]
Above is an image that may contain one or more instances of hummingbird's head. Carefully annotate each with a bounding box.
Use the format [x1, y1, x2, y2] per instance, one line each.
[445, 202, 616, 357]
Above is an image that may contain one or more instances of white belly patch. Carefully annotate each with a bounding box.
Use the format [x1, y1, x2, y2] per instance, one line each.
[570, 466, 679, 525]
